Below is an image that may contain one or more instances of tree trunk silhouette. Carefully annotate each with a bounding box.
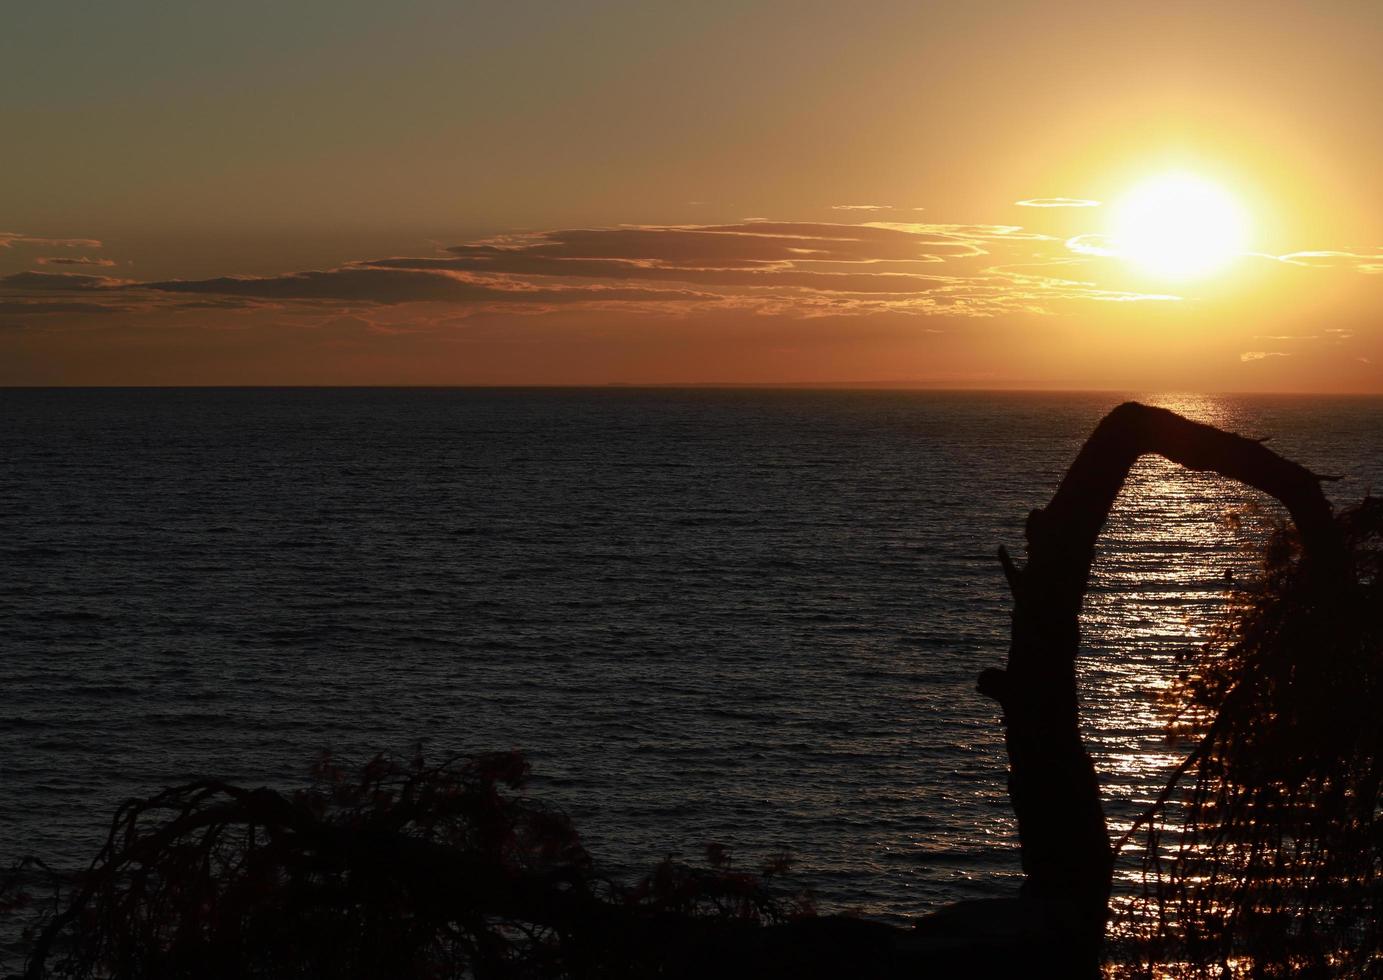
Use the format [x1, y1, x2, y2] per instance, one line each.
[976, 401, 1346, 967]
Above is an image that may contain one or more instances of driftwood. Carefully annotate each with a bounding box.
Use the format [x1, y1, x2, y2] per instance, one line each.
[973, 401, 1345, 972]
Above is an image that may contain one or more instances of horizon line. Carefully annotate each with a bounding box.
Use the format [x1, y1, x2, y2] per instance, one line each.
[4, 383, 1382, 397]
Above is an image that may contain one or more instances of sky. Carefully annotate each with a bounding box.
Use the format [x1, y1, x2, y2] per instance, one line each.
[2, 1, 1380, 391]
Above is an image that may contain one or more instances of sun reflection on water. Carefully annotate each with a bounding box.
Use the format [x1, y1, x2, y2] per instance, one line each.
[1077, 394, 1283, 899]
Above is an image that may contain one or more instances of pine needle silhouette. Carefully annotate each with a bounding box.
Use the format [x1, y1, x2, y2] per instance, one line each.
[1120, 497, 1383, 976]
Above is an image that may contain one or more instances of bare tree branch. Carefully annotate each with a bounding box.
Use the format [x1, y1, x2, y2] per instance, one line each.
[980, 401, 1345, 969]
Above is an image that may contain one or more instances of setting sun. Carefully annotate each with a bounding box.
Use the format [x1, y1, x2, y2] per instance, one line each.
[1110, 173, 1250, 280]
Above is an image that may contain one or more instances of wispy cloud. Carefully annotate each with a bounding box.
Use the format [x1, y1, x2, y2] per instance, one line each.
[1274, 250, 1383, 274]
[35, 256, 117, 267]
[1240, 351, 1291, 362]
[831, 204, 894, 211]
[1015, 198, 1101, 208]
[0, 300, 135, 315]
[145, 268, 719, 307]
[0, 220, 1309, 323]
[367, 222, 1174, 314]
[0, 232, 103, 250]
[0, 271, 130, 291]
[173, 298, 278, 311]
[1064, 233, 1118, 257]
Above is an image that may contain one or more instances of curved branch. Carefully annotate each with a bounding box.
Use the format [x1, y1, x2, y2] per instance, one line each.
[979, 401, 1345, 967]
[1041, 402, 1344, 597]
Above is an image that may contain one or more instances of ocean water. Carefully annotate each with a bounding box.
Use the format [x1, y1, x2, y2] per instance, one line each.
[2, 388, 1380, 924]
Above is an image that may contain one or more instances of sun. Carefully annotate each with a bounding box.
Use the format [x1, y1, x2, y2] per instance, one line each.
[1110, 173, 1250, 280]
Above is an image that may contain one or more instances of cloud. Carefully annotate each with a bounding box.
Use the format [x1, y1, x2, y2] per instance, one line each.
[0, 271, 130, 291]
[0, 232, 103, 250]
[1015, 198, 1101, 208]
[831, 204, 893, 211]
[1274, 250, 1383, 274]
[145, 267, 718, 307]
[980, 259, 1182, 305]
[0, 272, 139, 318]
[471, 222, 984, 263]
[366, 256, 956, 294]
[354, 223, 1021, 305]
[1064, 233, 1118, 257]
[0, 221, 1208, 321]
[173, 298, 277, 310]
[35, 256, 118, 267]
[1240, 351, 1291, 362]
[0, 300, 134, 315]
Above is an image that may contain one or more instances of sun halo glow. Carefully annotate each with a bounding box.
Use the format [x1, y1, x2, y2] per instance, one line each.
[1110, 173, 1250, 281]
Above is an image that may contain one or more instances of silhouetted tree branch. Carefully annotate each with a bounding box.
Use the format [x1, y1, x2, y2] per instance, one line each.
[978, 401, 1348, 971]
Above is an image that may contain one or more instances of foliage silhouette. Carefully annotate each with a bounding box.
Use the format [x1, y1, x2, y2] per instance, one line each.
[5, 750, 817, 979]
[1117, 497, 1383, 976]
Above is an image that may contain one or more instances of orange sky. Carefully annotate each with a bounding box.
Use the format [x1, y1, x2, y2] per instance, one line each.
[2, 2, 1379, 391]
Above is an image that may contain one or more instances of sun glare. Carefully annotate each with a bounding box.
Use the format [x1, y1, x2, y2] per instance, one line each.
[1110, 173, 1249, 280]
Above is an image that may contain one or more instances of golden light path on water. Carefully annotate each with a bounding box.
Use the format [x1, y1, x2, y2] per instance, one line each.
[1076, 395, 1282, 925]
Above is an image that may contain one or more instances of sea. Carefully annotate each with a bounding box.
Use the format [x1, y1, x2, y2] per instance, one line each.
[2, 388, 1380, 929]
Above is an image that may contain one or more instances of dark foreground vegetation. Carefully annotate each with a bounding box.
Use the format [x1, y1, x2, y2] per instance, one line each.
[4, 403, 1380, 978]
[1118, 493, 1383, 976]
